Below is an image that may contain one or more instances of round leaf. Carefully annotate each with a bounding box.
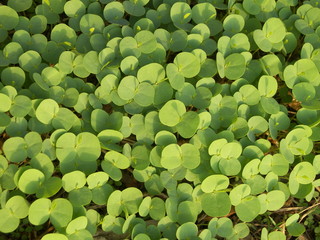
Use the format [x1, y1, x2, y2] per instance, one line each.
[5, 195, 29, 219]
[0, 209, 19, 233]
[263, 18, 286, 43]
[62, 170, 86, 192]
[41, 234, 68, 240]
[36, 99, 59, 124]
[3, 137, 27, 163]
[201, 174, 229, 193]
[174, 52, 201, 78]
[224, 53, 246, 80]
[0, 6, 19, 30]
[161, 144, 182, 169]
[18, 169, 45, 194]
[135, 30, 157, 54]
[235, 196, 260, 222]
[201, 192, 231, 217]
[159, 100, 186, 127]
[0, 93, 12, 112]
[50, 198, 73, 228]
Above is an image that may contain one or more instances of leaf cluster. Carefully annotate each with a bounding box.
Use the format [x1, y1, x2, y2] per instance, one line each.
[0, 0, 320, 240]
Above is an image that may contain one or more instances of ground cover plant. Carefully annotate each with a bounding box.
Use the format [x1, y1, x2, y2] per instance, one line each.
[0, 0, 320, 239]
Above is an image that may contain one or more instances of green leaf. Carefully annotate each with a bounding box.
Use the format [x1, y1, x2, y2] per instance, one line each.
[238, 85, 261, 106]
[201, 174, 229, 193]
[3, 42, 24, 64]
[80, 14, 104, 34]
[3, 137, 27, 163]
[68, 187, 92, 206]
[0, 93, 12, 112]
[293, 82, 316, 102]
[268, 231, 286, 240]
[271, 154, 289, 176]
[208, 138, 228, 155]
[260, 54, 282, 76]
[258, 76, 278, 97]
[28, 198, 51, 225]
[36, 99, 59, 125]
[159, 100, 186, 127]
[284, 59, 320, 89]
[265, 190, 285, 211]
[216, 218, 233, 238]
[83, 51, 101, 74]
[169, 30, 188, 52]
[8, 0, 32, 12]
[19, 50, 42, 72]
[155, 130, 177, 146]
[30, 15, 47, 34]
[131, 145, 150, 170]
[233, 223, 250, 239]
[137, 63, 165, 84]
[0, 155, 8, 178]
[0, 208, 19, 233]
[52, 107, 77, 131]
[201, 192, 231, 217]
[51, 23, 77, 48]
[286, 214, 306, 237]
[1, 67, 25, 89]
[92, 184, 113, 205]
[138, 196, 151, 217]
[135, 30, 158, 54]
[260, 97, 280, 115]
[107, 190, 123, 216]
[149, 197, 165, 220]
[120, 37, 140, 58]
[134, 82, 155, 107]
[229, 184, 251, 206]
[64, 0, 85, 17]
[101, 160, 122, 181]
[192, 3, 216, 24]
[18, 169, 45, 194]
[120, 56, 139, 75]
[166, 63, 185, 90]
[224, 53, 246, 80]
[235, 196, 260, 222]
[5, 195, 29, 219]
[174, 52, 201, 78]
[36, 177, 62, 198]
[87, 172, 109, 189]
[41, 234, 68, 240]
[171, 2, 192, 28]
[123, 1, 145, 17]
[118, 76, 139, 101]
[103, 2, 125, 24]
[104, 151, 130, 169]
[293, 162, 316, 184]
[50, 198, 73, 228]
[181, 143, 200, 169]
[76, 132, 101, 160]
[220, 141, 242, 159]
[10, 95, 32, 117]
[176, 222, 198, 240]
[25, 132, 42, 158]
[248, 116, 268, 141]
[176, 111, 200, 139]
[263, 18, 286, 43]
[223, 14, 245, 34]
[0, 6, 19, 30]
[177, 200, 198, 224]
[62, 170, 86, 192]
[161, 144, 182, 169]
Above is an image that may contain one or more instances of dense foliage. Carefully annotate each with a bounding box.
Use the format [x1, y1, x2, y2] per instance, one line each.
[0, 0, 320, 239]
